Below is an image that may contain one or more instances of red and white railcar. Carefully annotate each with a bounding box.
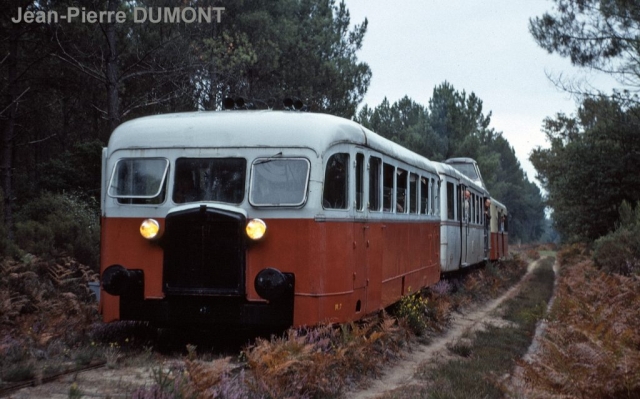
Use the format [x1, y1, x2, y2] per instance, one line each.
[99, 111, 443, 329]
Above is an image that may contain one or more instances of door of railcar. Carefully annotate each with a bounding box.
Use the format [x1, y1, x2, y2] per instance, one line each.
[460, 184, 469, 266]
[441, 178, 461, 271]
[352, 150, 369, 314]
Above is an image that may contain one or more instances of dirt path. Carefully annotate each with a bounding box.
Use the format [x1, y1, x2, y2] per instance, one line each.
[350, 258, 549, 399]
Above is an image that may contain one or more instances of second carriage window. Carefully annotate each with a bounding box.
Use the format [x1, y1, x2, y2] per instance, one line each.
[323, 153, 349, 209]
[383, 163, 394, 212]
[369, 157, 381, 211]
[409, 173, 418, 214]
[356, 153, 364, 211]
[396, 168, 408, 213]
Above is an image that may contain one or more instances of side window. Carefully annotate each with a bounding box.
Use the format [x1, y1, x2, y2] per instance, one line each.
[369, 157, 381, 211]
[409, 173, 418, 214]
[435, 179, 441, 216]
[456, 185, 461, 222]
[323, 153, 349, 209]
[420, 177, 428, 215]
[471, 194, 476, 224]
[383, 163, 394, 212]
[431, 178, 436, 215]
[446, 182, 454, 220]
[356, 153, 365, 211]
[396, 168, 407, 213]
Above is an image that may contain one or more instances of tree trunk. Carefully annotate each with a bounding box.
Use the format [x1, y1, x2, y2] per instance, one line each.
[105, 0, 120, 134]
[2, 26, 18, 240]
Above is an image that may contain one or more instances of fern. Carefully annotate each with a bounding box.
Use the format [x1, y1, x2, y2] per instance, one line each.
[522, 254, 640, 398]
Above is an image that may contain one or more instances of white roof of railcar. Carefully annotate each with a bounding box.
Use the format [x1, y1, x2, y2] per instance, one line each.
[107, 110, 438, 174]
[433, 162, 488, 195]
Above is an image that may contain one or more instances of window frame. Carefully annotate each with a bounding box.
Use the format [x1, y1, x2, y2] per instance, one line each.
[369, 156, 382, 212]
[322, 153, 350, 210]
[107, 157, 170, 201]
[356, 152, 365, 212]
[446, 181, 455, 221]
[249, 157, 311, 207]
[173, 157, 247, 205]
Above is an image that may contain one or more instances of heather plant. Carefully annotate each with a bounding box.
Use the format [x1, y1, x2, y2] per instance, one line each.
[186, 357, 252, 399]
[430, 279, 452, 296]
[242, 315, 406, 398]
[73, 345, 99, 366]
[104, 342, 120, 369]
[207, 368, 252, 399]
[132, 365, 196, 399]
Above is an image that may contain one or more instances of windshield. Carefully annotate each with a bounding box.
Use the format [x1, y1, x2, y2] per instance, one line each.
[173, 158, 246, 204]
[450, 163, 479, 181]
[250, 158, 310, 206]
[108, 158, 169, 202]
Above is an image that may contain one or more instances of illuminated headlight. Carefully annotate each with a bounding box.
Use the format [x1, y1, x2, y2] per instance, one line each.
[140, 219, 160, 240]
[246, 218, 267, 240]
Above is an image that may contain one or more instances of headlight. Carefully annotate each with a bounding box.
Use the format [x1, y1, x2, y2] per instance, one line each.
[246, 218, 267, 240]
[140, 219, 160, 240]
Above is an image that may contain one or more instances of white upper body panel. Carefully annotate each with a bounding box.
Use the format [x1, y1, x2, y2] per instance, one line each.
[103, 111, 441, 220]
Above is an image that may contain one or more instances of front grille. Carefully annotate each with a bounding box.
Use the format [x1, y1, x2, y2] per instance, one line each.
[162, 205, 245, 295]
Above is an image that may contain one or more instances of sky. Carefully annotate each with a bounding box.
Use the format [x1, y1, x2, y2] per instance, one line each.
[345, 0, 619, 187]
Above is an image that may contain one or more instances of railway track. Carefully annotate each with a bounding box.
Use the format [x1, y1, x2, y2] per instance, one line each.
[0, 361, 106, 398]
[0, 331, 247, 399]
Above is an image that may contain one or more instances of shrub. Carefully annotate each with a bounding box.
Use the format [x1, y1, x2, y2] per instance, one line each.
[593, 228, 640, 275]
[593, 201, 640, 276]
[395, 293, 429, 335]
[14, 192, 100, 269]
[0, 189, 20, 258]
